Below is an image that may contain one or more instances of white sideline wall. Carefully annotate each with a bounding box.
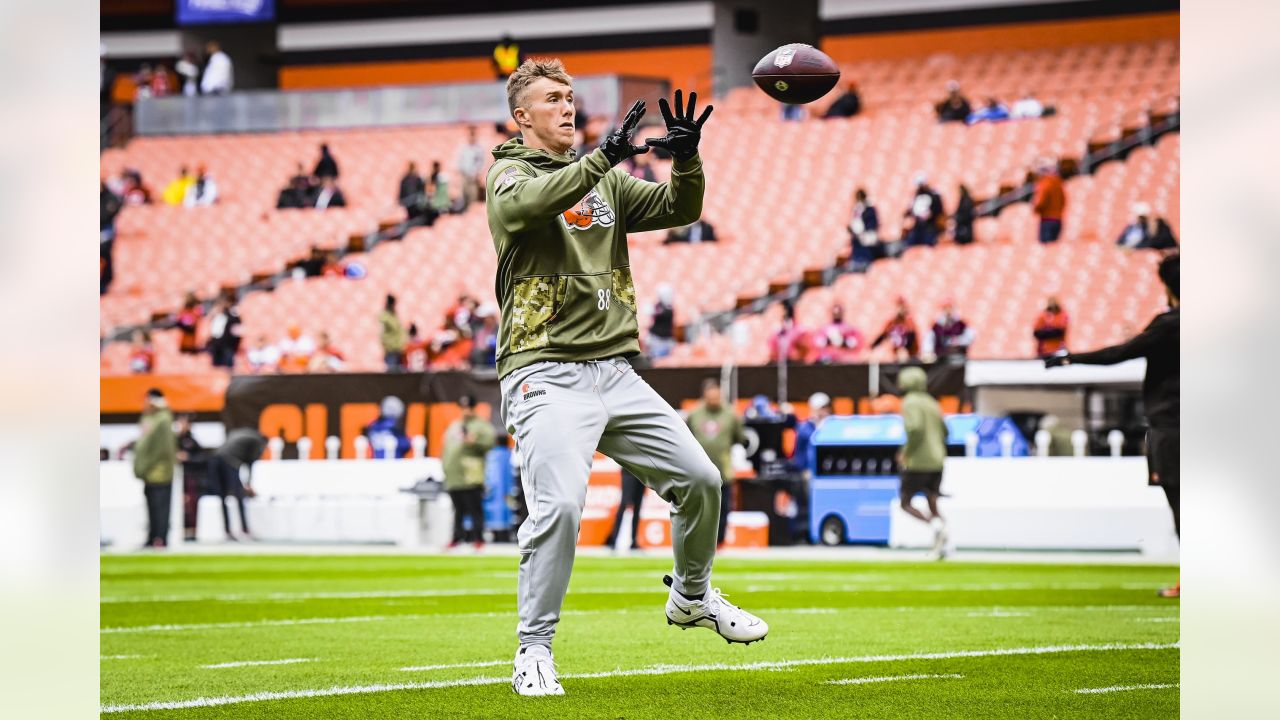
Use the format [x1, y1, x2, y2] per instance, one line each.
[890, 457, 1179, 556]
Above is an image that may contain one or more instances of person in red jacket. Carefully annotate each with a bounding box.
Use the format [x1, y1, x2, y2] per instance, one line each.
[871, 298, 920, 361]
[1032, 296, 1069, 357]
[1032, 158, 1066, 243]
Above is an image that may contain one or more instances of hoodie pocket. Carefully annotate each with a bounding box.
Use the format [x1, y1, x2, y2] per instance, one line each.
[509, 275, 568, 353]
[611, 267, 637, 315]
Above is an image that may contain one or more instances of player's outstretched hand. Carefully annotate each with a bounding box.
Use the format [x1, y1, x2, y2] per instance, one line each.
[646, 89, 713, 161]
[1043, 351, 1071, 368]
[600, 100, 651, 165]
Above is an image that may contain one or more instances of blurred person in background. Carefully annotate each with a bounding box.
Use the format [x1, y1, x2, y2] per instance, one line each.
[398, 161, 429, 222]
[206, 295, 242, 368]
[935, 81, 971, 123]
[174, 414, 208, 543]
[1032, 158, 1066, 243]
[663, 217, 716, 243]
[366, 396, 411, 459]
[443, 395, 497, 550]
[1033, 296, 1070, 358]
[309, 332, 346, 372]
[823, 81, 862, 119]
[930, 301, 973, 360]
[175, 51, 199, 97]
[457, 126, 488, 207]
[871, 298, 920, 361]
[246, 335, 280, 373]
[100, 179, 122, 294]
[471, 306, 500, 368]
[1046, 254, 1179, 597]
[966, 97, 1010, 125]
[647, 284, 676, 361]
[848, 187, 881, 269]
[769, 302, 809, 364]
[175, 292, 202, 354]
[134, 389, 176, 548]
[129, 329, 155, 374]
[686, 377, 747, 547]
[162, 166, 195, 206]
[791, 391, 832, 477]
[896, 366, 949, 559]
[133, 64, 156, 100]
[492, 34, 521, 79]
[183, 167, 218, 206]
[1010, 90, 1044, 119]
[951, 185, 975, 245]
[380, 294, 407, 371]
[808, 304, 863, 364]
[903, 174, 944, 248]
[604, 468, 646, 552]
[119, 168, 152, 205]
[404, 323, 429, 372]
[629, 151, 658, 182]
[1116, 202, 1178, 250]
[313, 143, 339, 180]
[428, 160, 452, 215]
[277, 163, 316, 208]
[200, 40, 233, 95]
[277, 324, 316, 372]
[208, 428, 266, 540]
[312, 177, 346, 209]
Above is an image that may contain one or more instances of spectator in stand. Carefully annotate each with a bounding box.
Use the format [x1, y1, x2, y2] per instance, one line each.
[456, 126, 487, 207]
[492, 35, 521, 79]
[208, 427, 266, 540]
[823, 81, 862, 119]
[848, 187, 881, 269]
[246, 335, 281, 373]
[1032, 158, 1066, 243]
[770, 303, 810, 364]
[966, 97, 1010, 125]
[277, 324, 315, 372]
[129, 329, 155, 374]
[295, 245, 326, 277]
[277, 164, 314, 208]
[174, 413, 207, 543]
[1116, 202, 1178, 250]
[664, 218, 717, 244]
[175, 51, 199, 97]
[427, 160, 451, 215]
[175, 292, 202, 354]
[404, 323, 429, 372]
[781, 104, 805, 122]
[199, 41, 233, 95]
[808, 304, 864, 364]
[206, 296, 241, 368]
[1010, 90, 1045, 119]
[443, 394, 497, 550]
[182, 167, 218, 206]
[162, 166, 195, 206]
[936, 81, 972, 123]
[470, 306, 499, 368]
[320, 249, 347, 277]
[366, 396, 411, 459]
[119, 169, 152, 205]
[309, 332, 346, 372]
[952, 185, 975, 245]
[379, 294, 407, 372]
[903, 174, 944, 248]
[686, 377, 748, 546]
[100, 180, 122, 294]
[930, 301, 973, 360]
[134, 389, 176, 548]
[313, 143, 339, 180]
[871, 298, 920, 361]
[647, 284, 677, 361]
[629, 151, 657, 183]
[1032, 296, 1070, 358]
[151, 63, 172, 97]
[398, 161, 429, 221]
[134, 64, 156, 100]
[312, 177, 346, 209]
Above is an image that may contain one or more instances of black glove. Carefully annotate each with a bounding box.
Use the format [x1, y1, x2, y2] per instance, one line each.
[646, 89, 713, 161]
[1044, 351, 1071, 368]
[599, 100, 650, 165]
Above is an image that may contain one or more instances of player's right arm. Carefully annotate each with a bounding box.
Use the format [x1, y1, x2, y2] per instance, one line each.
[488, 150, 614, 233]
[1056, 312, 1173, 366]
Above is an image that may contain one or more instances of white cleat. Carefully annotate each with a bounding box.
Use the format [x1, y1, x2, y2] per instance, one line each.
[929, 522, 950, 561]
[663, 575, 768, 645]
[511, 645, 564, 697]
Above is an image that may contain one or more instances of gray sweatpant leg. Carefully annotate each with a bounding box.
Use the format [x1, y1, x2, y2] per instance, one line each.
[500, 358, 722, 650]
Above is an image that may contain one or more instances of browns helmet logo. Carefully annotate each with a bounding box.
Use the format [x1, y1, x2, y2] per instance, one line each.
[562, 189, 615, 230]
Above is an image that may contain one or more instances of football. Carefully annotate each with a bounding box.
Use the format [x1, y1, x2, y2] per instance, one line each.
[752, 43, 841, 104]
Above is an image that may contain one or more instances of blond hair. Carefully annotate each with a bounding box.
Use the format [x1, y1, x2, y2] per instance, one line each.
[506, 58, 574, 116]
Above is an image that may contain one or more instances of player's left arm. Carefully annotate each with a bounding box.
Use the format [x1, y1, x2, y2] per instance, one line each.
[618, 90, 713, 232]
[1051, 312, 1172, 367]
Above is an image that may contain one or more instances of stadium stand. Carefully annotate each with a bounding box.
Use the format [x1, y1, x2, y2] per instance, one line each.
[99, 40, 1177, 374]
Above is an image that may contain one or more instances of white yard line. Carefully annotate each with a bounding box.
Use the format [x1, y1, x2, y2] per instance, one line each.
[966, 611, 1032, 618]
[100, 642, 1178, 714]
[400, 660, 509, 672]
[827, 673, 964, 685]
[1136, 617, 1179, 623]
[1073, 683, 1179, 694]
[101, 655, 146, 660]
[202, 658, 317, 669]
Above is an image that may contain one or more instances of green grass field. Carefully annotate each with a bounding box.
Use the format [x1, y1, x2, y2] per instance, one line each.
[101, 553, 1179, 719]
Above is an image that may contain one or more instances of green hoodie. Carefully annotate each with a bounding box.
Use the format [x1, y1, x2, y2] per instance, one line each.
[441, 415, 497, 491]
[133, 406, 176, 484]
[899, 367, 948, 472]
[486, 139, 705, 378]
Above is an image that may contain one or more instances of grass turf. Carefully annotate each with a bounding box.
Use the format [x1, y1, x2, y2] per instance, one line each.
[101, 553, 1179, 718]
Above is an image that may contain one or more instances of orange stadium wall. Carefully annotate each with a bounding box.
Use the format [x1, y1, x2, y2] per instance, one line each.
[276, 12, 1176, 96]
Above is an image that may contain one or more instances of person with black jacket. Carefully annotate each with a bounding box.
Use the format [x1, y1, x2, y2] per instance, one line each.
[207, 428, 267, 540]
[952, 185, 976, 245]
[1046, 253, 1179, 596]
[175, 414, 208, 542]
[313, 143, 339, 180]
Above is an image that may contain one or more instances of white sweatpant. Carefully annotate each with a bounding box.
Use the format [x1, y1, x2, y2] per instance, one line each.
[499, 357, 722, 649]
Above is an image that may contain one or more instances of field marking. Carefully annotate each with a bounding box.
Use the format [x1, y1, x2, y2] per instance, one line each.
[100, 641, 1178, 714]
[966, 611, 1031, 618]
[1073, 683, 1178, 694]
[202, 658, 317, 669]
[827, 673, 964, 685]
[1136, 617, 1179, 623]
[400, 660, 509, 672]
[101, 655, 146, 660]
